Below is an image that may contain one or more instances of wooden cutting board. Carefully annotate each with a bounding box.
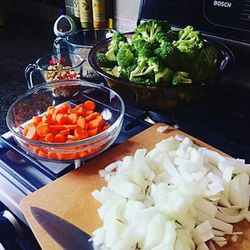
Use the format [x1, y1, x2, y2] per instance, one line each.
[20, 123, 250, 250]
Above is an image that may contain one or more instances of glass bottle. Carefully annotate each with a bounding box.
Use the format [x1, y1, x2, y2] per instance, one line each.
[92, 0, 106, 28]
[79, 0, 93, 28]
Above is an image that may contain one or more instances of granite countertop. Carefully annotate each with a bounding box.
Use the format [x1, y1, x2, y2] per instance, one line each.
[0, 12, 56, 134]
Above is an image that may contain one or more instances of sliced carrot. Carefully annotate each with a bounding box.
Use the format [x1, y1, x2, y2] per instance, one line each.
[48, 152, 57, 159]
[32, 146, 40, 154]
[98, 118, 106, 128]
[56, 114, 69, 125]
[49, 124, 65, 130]
[85, 110, 94, 117]
[87, 127, 98, 137]
[33, 116, 42, 123]
[22, 100, 106, 160]
[68, 113, 78, 124]
[77, 117, 86, 129]
[26, 126, 38, 140]
[44, 133, 54, 142]
[63, 124, 78, 130]
[38, 149, 48, 158]
[37, 123, 50, 137]
[59, 129, 70, 136]
[55, 152, 75, 160]
[42, 115, 55, 124]
[102, 125, 110, 131]
[84, 100, 96, 111]
[47, 106, 55, 114]
[60, 102, 71, 111]
[88, 119, 100, 129]
[77, 151, 88, 158]
[75, 103, 84, 110]
[74, 128, 88, 140]
[85, 112, 99, 122]
[77, 107, 86, 116]
[54, 133, 66, 143]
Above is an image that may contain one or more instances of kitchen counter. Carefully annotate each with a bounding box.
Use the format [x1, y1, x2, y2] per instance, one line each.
[0, 11, 56, 135]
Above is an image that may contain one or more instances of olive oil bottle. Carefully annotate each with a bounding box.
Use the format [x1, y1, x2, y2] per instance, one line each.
[92, 0, 106, 28]
[79, 0, 93, 28]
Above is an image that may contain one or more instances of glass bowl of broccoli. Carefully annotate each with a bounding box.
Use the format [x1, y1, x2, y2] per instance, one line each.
[88, 20, 233, 111]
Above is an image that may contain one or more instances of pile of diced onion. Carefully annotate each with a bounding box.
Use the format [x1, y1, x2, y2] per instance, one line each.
[91, 135, 250, 250]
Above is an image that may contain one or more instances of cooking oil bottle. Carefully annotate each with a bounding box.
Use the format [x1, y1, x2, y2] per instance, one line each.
[79, 0, 93, 28]
[92, 0, 106, 28]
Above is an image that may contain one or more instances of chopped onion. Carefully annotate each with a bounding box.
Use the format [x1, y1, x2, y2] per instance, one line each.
[91, 136, 250, 249]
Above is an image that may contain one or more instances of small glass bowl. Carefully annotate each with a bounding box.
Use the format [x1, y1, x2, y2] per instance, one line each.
[6, 80, 125, 162]
[25, 52, 84, 89]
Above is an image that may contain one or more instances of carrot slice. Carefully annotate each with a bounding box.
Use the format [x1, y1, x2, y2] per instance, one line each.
[49, 125, 65, 130]
[85, 112, 99, 122]
[77, 151, 88, 158]
[44, 133, 54, 142]
[77, 107, 86, 116]
[26, 126, 38, 140]
[63, 125, 78, 130]
[56, 114, 69, 125]
[38, 150, 48, 158]
[54, 133, 66, 143]
[84, 100, 96, 111]
[32, 146, 40, 154]
[98, 118, 106, 128]
[59, 129, 70, 136]
[77, 118, 86, 129]
[88, 128, 98, 137]
[37, 123, 50, 137]
[60, 102, 71, 111]
[102, 125, 110, 131]
[33, 116, 42, 123]
[48, 152, 57, 159]
[74, 128, 88, 140]
[68, 113, 78, 124]
[88, 119, 100, 129]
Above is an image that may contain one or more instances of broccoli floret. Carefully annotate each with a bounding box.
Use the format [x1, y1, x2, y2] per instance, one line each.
[182, 45, 219, 82]
[116, 44, 136, 68]
[154, 41, 181, 69]
[130, 58, 151, 80]
[105, 32, 128, 61]
[155, 67, 173, 84]
[109, 32, 127, 51]
[172, 71, 192, 85]
[120, 65, 137, 80]
[155, 30, 178, 44]
[97, 52, 116, 68]
[111, 66, 122, 78]
[130, 56, 160, 81]
[132, 39, 156, 58]
[173, 26, 204, 58]
[165, 30, 178, 43]
[134, 19, 171, 42]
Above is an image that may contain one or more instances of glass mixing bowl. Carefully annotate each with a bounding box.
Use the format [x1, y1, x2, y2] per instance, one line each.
[88, 32, 233, 112]
[6, 80, 125, 163]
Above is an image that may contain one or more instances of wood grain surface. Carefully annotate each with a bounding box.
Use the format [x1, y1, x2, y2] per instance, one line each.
[20, 123, 250, 250]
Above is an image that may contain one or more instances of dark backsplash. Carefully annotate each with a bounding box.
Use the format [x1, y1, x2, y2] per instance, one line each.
[0, 11, 56, 134]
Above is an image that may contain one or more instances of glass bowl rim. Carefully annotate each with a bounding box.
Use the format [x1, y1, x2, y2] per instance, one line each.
[65, 28, 117, 48]
[6, 80, 125, 148]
